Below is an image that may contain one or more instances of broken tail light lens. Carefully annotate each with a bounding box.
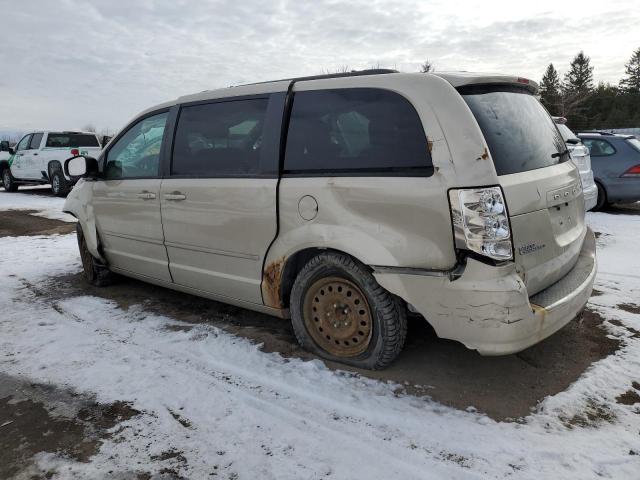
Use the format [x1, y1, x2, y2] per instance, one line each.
[448, 186, 513, 261]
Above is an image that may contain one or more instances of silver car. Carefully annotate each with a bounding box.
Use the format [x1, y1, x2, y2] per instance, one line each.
[64, 70, 596, 369]
[553, 117, 597, 211]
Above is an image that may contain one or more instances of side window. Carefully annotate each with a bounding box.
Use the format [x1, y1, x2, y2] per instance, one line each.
[583, 139, 615, 156]
[104, 112, 168, 179]
[171, 98, 268, 176]
[284, 88, 432, 173]
[29, 133, 43, 150]
[16, 135, 32, 151]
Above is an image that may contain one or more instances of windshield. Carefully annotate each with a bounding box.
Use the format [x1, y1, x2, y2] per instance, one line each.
[46, 133, 99, 148]
[461, 86, 567, 176]
[627, 138, 640, 153]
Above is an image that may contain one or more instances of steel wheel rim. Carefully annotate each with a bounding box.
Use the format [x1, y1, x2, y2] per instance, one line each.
[3, 171, 10, 186]
[303, 276, 373, 357]
[52, 175, 59, 192]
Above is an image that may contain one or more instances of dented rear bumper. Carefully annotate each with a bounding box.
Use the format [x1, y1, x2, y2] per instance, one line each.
[373, 228, 596, 355]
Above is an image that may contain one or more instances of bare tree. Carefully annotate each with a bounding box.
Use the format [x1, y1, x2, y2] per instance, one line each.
[1, 133, 22, 145]
[420, 60, 435, 73]
[82, 124, 97, 132]
[98, 127, 116, 138]
[322, 65, 353, 75]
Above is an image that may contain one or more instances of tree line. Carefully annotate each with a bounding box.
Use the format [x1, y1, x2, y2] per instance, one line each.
[539, 48, 640, 131]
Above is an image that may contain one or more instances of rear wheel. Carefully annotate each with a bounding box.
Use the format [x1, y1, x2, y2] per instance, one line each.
[76, 223, 115, 287]
[2, 168, 18, 192]
[594, 183, 608, 211]
[290, 252, 407, 370]
[51, 170, 70, 197]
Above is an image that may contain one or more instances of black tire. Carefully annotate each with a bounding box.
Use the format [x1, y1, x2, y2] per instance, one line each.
[594, 182, 608, 211]
[51, 170, 70, 197]
[76, 223, 115, 287]
[290, 252, 407, 370]
[2, 168, 18, 192]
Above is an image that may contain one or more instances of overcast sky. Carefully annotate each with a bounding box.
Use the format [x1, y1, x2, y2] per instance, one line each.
[1, 0, 639, 134]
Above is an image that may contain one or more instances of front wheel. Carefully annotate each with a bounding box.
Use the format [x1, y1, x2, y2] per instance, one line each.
[290, 252, 407, 370]
[2, 169, 18, 192]
[76, 223, 115, 287]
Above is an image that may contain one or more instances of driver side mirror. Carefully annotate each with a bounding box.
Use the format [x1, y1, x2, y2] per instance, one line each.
[0, 140, 10, 152]
[64, 155, 99, 179]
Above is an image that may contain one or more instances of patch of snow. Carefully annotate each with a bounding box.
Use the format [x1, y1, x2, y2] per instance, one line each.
[0, 188, 74, 222]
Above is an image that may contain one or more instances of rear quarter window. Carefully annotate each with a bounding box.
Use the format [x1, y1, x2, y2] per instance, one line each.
[284, 88, 432, 174]
[582, 138, 616, 156]
[626, 138, 640, 153]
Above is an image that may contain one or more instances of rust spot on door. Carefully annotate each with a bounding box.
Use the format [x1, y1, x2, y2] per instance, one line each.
[427, 140, 434, 154]
[477, 147, 489, 161]
[262, 256, 286, 308]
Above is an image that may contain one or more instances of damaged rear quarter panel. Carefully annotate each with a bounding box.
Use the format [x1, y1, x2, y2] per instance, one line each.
[261, 175, 457, 309]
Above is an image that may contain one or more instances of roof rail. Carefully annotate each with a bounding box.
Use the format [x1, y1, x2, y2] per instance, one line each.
[238, 69, 399, 87]
[578, 130, 616, 136]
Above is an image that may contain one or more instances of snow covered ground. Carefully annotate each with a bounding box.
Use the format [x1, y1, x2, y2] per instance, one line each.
[1, 194, 639, 478]
[0, 187, 74, 222]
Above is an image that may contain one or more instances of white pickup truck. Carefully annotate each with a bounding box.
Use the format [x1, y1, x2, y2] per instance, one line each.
[1, 131, 102, 196]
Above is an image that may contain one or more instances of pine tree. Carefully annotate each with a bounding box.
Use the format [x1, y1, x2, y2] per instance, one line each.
[539, 63, 562, 115]
[620, 47, 640, 94]
[561, 52, 595, 128]
[563, 51, 594, 97]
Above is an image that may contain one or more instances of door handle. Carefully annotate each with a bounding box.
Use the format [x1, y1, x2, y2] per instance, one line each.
[136, 191, 157, 200]
[163, 192, 186, 201]
[33, 152, 38, 156]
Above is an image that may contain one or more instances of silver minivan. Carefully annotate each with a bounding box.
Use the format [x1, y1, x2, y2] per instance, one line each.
[64, 70, 596, 369]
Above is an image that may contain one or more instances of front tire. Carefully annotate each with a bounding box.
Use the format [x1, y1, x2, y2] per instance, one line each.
[2, 169, 18, 192]
[76, 224, 115, 287]
[51, 170, 70, 197]
[290, 252, 407, 370]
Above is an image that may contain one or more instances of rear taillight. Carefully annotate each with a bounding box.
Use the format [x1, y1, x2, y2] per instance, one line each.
[70, 148, 80, 156]
[448, 186, 513, 261]
[621, 165, 640, 177]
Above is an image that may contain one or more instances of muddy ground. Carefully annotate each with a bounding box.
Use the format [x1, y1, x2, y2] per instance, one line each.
[0, 210, 75, 238]
[0, 194, 635, 478]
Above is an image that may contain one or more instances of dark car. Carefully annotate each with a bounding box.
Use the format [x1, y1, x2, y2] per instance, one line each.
[578, 132, 640, 210]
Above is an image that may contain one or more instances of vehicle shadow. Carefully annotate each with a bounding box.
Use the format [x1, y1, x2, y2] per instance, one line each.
[36, 270, 620, 421]
[601, 202, 640, 215]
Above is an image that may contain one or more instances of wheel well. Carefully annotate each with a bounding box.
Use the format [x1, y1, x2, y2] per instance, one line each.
[278, 247, 372, 308]
[0, 160, 9, 173]
[48, 160, 63, 176]
[76, 221, 108, 267]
